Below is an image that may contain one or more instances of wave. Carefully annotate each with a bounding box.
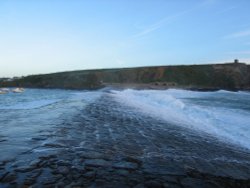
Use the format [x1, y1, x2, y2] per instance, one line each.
[0, 89, 103, 110]
[0, 99, 60, 110]
[71, 91, 102, 103]
[111, 89, 250, 150]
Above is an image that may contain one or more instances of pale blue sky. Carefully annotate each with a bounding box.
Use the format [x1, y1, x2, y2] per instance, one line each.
[1, 0, 250, 77]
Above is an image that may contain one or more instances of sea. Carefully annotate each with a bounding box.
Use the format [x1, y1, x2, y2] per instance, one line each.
[0, 88, 250, 161]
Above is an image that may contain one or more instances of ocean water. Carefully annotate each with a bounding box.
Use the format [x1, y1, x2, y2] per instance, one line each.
[0, 89, 102, 160]
[0, 88, 250, 161]
[111, 89, 250, 150]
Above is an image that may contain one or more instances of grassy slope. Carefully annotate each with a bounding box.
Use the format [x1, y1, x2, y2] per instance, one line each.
[1, 63, 250, 90]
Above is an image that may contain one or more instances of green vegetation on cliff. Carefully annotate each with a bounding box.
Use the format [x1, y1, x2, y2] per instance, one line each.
[1, 62, 250, 90]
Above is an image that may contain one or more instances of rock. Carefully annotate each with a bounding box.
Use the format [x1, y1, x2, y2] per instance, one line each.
[57, 166, 70, 175]
[44, 143, 66, 148]
[29, 160, 39, 168]
[30, 169, 42, 179]
[112, 161, 138, 170]
[39, 154, 57, 160]
[134, 183, 145, 188]
[78, 151, 104, 159]
[71, 172, 82, 180]
[83, 171, 96, 180]
[0, 171, 9, 181]
[116, 169, 130, 176]
[144, 180, 162, 188]
[42, 177, 57, 185]
[15, 165, 36, 173]
[23, 177, 36, 185]
[32, 137, 46, 141]
[57, 160, 71, 166]
[163, 176, 179, 184]
[85, 159, 111, 167]
[55, 181, 66, 188]
[1, 172, 17, 183]
[163, 182, 182, 188]
[181, 177, 215, 188]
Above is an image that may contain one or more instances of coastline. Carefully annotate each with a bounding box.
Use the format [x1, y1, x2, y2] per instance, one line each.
[103, 83, 243, 92]
[1, 62, 250, 92]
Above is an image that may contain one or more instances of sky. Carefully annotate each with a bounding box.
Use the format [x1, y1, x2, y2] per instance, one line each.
[0, 0, 250, 77]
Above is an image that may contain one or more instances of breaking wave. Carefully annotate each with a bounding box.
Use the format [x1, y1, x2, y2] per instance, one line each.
[111, 89, 250, 150]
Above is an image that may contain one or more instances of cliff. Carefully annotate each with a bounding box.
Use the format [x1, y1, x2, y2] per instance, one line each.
[1, 62, 250, 91]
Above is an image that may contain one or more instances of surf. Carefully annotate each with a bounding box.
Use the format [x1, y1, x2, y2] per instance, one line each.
[110, 89, 250, 150]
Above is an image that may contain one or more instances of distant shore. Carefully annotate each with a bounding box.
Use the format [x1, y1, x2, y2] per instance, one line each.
[1, 62, 250, 91]
[103, 83, 245, 92]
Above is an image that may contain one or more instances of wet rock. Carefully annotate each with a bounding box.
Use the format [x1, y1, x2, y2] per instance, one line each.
[163, 175, 179, 184]
[44, 143, 66, 148]
[57, 160, 71, 166]
[57, 166, 70, 175]
[30, 169, 42, 179]
[89, 180, 129, 188]
[144, 180, 162, 188]
[116, 169, 130, 176]
[85, 159, 111, 167]
[1, 172, 17, 183]
[29, 159, 42, 167]
[0, 171, 9, 181]
[78, 151, 105, 159]
[15, 165, 36, 173]
[42, 177, 57, 185]
[71, 164, 85, 174]
[134, 183, 145, 188]
[39, 154, 57, 160]
[55, 181, 66, 188]
[143, 162, 185, 176]
[32, 137, 46, 141]
[48, 163, 58, 169]
[112, 161, 138, 170]
[23, 177, 36, 185]
[163, 182, 182, 188]
[181, 177, 215, 188]
[71, 172, 82, 180]
[83, 171, 96, 180]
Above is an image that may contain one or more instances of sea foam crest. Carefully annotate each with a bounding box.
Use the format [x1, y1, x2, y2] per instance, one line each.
[111, 89, 250, 150]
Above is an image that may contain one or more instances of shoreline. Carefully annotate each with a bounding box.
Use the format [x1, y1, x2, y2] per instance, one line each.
[102, 83, 247, 92]
[1, 62, 250, 92]
[1, 84, 250, 92]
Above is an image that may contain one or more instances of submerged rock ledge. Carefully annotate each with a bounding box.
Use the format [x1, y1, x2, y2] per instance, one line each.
[0, 94, 250, 187]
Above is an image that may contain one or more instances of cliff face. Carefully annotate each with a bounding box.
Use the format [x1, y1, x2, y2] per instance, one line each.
[1, 62, 250, 90]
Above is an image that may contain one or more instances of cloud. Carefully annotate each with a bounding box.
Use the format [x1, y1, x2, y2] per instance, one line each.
[132, 0, 214, 38]
[224, 29, 250, 39]
[132, 12, 186, 38]
[215, 6, 237, 15]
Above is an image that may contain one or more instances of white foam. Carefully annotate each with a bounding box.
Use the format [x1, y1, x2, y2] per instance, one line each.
[111, 89, 250, 150]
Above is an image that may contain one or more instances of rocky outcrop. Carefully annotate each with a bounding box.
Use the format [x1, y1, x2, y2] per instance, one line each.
[1, 62, 250, 90]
